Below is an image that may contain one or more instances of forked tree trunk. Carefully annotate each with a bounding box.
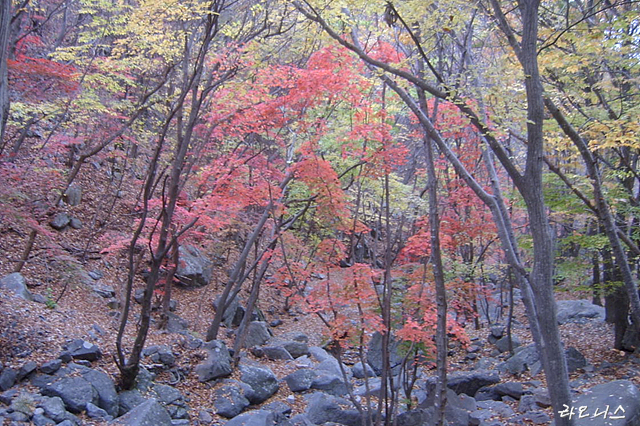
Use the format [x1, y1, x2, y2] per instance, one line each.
[423, 134, 448, 426]
[0, 0, 9, 144]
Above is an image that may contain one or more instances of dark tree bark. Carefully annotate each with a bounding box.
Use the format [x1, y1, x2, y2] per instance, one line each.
[117, 0, 226, 389]
[602, 248, 629, 350]
[0, 0, 10, 144]
[422, 135, 448, 426]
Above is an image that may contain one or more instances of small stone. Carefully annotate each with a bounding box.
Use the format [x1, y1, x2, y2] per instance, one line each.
[134, 288, 145, 304]
[63, 184, 82, 206]
[0, 368, 17, 391]
[467, 344, 482, 353]
[533, 387, 551, 408]
[0, 388, 18, 405]
[198, 410, 213, 424]
[33, 294, 48, 304]
[69, 218, 83, 229]
[17, 361, 38, 381]
[491, 325, 505, 339]
[39, 396, 67, 422]
[8, 410, 30, 421]
[88, 271, 103, 280]
[63, 339, 102, 361]
[32, 412, 56, 426]
[50, 213, 71, 230]
[86, 402, 112, 420]
[0, 273, 33, 301]
[93, 285, 115, 299]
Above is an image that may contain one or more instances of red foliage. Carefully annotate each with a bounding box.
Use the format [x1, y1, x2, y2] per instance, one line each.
[8, 40, 79, 101]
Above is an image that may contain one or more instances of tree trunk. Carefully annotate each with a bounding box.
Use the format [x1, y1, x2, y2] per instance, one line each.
[517, 2, 573, 423]
[602, 248, 629, 350]
[206, 173, 293, 342]
[423, 134, 448, 426]
[0, 0, 11, 143]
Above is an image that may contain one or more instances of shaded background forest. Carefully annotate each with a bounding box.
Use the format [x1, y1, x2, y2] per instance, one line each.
[0, 0, 639, 424]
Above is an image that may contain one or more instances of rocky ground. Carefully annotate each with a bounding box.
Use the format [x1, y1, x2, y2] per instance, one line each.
[1, 261, 640, 426]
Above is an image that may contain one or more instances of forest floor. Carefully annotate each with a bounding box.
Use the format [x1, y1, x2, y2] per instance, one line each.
[1, 265, 637, 426]
[1, 160, 638, 425]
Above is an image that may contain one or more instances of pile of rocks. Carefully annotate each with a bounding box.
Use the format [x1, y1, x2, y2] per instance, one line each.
[0, 338, 189, 426]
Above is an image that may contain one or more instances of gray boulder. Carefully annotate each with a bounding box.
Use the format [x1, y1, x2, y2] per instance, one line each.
[244, 322, 271, 348]
[469, 408, 497, 425]
[88, 270, 104, 280]
[566, 346, 587, 373]
[143, 345, 175, 368]
[532, 387, 551, 408]
[40, 359, 62, 375]
[353, 377, 382, 397]
[0, 273, 33, 301]
[352, 361, 377, 378]
[286, 332, 310, 343]
[310, 371, 348, 396]
[32, 412, 57, 425]
[490, 325, 505, 340]
[240, 364, 279, 404]
[63, 184, 82, 206]
[224, 410, 276, 426]
[110, 398, 173, 426]
[133, 367, 155, 392]
[556, 300, 605, 324]
[118, 390, 146, 416]
[50, 213, 71, 230]
[38, 396, 68, 423]
[261, 346, 293, 361]
[175, 245, 212, 287]
[475, 382, 524, 401]
[93, 284, 116, 299]
[195, 340, 233, 382]
[445, 404, 470, 426]
[308, 346, 332, 362]
[0, 387, 17, 405]
[152, 384, 182, 406]
[165, 313, 189, 333]
[518, 394, 537, 413]
[282, 340, 309, 359]
[214, 295, 241, 328]
[39, 376, 98, 413]
[78, 366, 119, 417]
[17, 361, 37, 381]
[69, 217, 83, 229]
[263, 400, 292, 418]
[305, 392, 362, 426]
[0, 368, 17, 391]
[570, 380, 640, 425]
[315, 357, 353, 381]
[367, 331, 403, 375]
[87, 402, 112, 421]
[213, 381, 250, 418]
[503, 344, 540, 375]
[61, 339, 102, 362]
[284, 369, 317, 393]
[494, 335, 521, 353]
[447, 370, 500, 396]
